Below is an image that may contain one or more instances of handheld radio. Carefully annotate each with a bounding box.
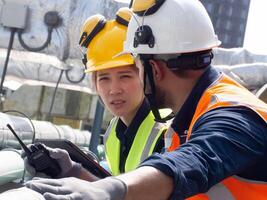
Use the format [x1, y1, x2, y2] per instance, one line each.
[7, 124, 61, 178]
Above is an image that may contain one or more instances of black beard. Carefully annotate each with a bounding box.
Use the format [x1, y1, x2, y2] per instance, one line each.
[154, 85, 167, 109]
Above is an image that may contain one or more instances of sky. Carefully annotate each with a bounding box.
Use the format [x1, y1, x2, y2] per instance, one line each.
[244, 0, 267, 55]
[114, 0, 130, 2]
[114, 0, 267, 55]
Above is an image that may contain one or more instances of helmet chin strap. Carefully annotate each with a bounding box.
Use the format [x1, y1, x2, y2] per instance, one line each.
[140, 55, 175, 123]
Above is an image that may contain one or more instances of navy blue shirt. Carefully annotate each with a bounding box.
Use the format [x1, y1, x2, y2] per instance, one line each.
[140, 67, 267, 199]
[116, 99, 164, 173]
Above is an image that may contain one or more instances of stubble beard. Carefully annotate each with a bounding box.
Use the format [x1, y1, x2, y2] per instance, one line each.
[155, 85, 168, 109]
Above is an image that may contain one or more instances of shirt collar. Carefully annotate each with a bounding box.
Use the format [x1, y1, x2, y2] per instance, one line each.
[171, 66, 222, 143]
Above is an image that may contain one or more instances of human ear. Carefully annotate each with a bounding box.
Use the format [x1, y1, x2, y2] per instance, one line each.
[149, 59, 163, 81]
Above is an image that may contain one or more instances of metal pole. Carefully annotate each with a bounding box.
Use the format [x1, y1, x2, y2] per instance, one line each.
[89, 100, 104, 155]
[0, 28, 16, 107]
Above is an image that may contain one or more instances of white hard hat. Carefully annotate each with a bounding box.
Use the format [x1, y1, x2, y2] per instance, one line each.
[124, 0, 221, 55]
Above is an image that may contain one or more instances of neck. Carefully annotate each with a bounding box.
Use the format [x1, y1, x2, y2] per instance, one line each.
[167, 70, 204, 114]
[169, 84, 193, 114]
[121, 97, 144, 126]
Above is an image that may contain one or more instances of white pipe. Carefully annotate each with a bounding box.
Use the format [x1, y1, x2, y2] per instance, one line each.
[0, 187, 45, 200]
[0, 112, 91, 149]
[0, 150, 24, 186]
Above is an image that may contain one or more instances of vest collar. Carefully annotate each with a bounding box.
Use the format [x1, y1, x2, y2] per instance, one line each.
[116, 98, 151, 141]
[115, 98, 151, 173]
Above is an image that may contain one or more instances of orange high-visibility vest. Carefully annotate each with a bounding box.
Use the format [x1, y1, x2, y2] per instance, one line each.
[165, 73, 267, 200]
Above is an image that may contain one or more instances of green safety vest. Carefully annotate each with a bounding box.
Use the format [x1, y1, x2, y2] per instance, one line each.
[104, 111, 167, 176]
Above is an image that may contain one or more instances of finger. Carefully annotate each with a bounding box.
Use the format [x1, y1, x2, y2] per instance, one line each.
[21, 150, 26, 158]
[44, 193, 82, 200]
[26, 182, 71, 195]
[27, 178, 62, 186]
[21, 144, 33, 158]
[44, 193, 64, 200]
[32, 177, 45, 180]
[24, 157, 36, 176]
[26, 182, 56, 194]
[49, 148, 68, 159]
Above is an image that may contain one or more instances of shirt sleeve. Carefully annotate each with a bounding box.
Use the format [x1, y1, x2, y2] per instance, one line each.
[139, 106, 267, 200]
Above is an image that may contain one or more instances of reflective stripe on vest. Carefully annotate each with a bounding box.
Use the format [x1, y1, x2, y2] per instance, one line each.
[187, 183, 235, 200]
[104, 112, 166, 176]
[165, 73, 267, 199]
[103, 117, 119, 175]
[164, 126, 180, 152]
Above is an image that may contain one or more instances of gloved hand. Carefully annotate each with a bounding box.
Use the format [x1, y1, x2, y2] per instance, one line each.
[25, 177, 127, 200]
[21, 144, 82, 178]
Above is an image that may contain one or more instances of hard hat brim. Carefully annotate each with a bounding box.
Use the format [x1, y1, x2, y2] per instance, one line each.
[85, 59, 134, 73]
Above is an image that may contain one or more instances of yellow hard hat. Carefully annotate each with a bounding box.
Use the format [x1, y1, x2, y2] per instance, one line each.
[79, 14, 106, 48]
[79, 7, 134, 73]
